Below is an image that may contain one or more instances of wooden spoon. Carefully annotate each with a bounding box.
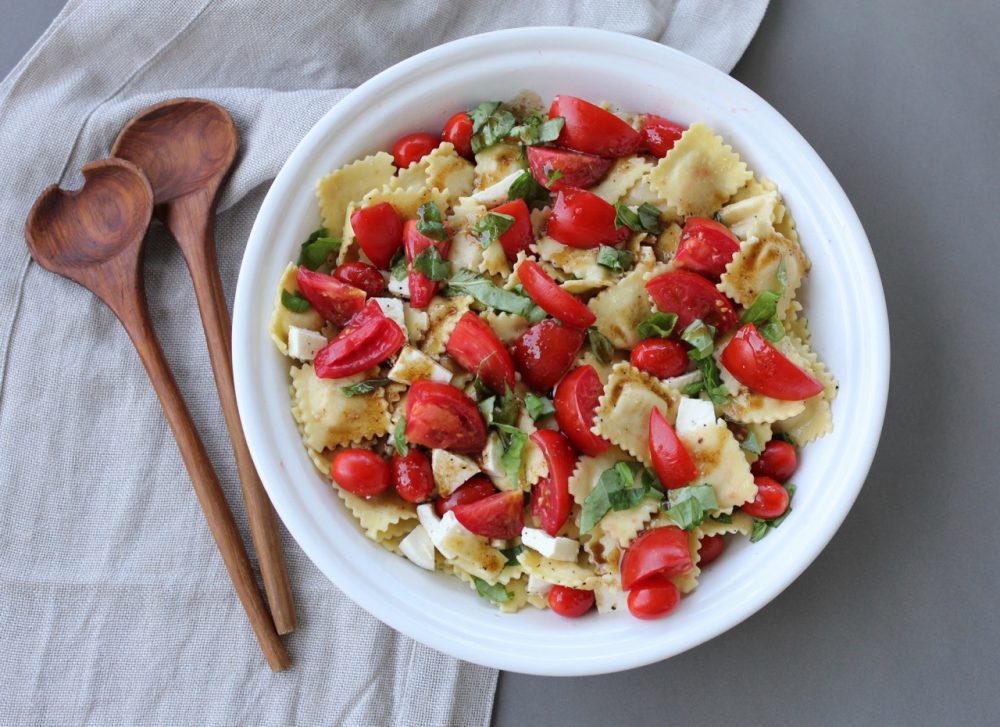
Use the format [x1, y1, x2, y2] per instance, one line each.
[24, 159, 289, 671]
[112, 99, 296, 635]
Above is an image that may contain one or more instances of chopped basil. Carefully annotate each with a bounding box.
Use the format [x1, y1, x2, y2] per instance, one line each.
[472, 211, 515, 249]
[739, 428, 762, 455]
[613, 201, 663, 234]
[469, 101, 502, 132]
[500, 544, 525, 566]
[663, 485, 719, 530]
[341, 378, 391, 397]
[587, 327, 614, 364]
[748, 483, 796, 542]
[580, 461, 663, 533]
[494, 423, 528, 486]
[740, 258, 786, 342]
[506, 169, 551, 208]
[713, 513, 733, 524]
[393, 416, 408, 457]
[411, 246, 452, 281]
[774, 431, 798, 447]
[681, 319, 717, 360]
[280, 289, 311, 313]
[477, 395, 495, 423]
[389, 248, 408, 281]
[445, 269, 546, 321]
[511, 113, 565, 146]
[596, 245, 636, 273]
[545, 168, 564, 186]
[296, 227, 341, 270]
[524, 393, 555, 421]
[636, 311, 678, 339]
[758, 319, 786, 343]
[470, 103, 517, 154]
[472, 575, 512, 604]
[478, 385, 519, 430]
[695, 356, 730, 406]
[416, 201, 448, 241]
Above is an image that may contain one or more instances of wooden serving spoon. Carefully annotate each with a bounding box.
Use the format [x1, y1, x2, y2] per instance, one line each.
[24, 159, 289, 671]
[112, 99, 296, 635]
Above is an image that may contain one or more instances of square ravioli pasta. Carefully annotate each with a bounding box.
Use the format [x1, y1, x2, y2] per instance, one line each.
[268, 92, 836, 621]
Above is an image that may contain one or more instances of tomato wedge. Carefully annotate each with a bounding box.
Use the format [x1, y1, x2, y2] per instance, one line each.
[526, 146, 614, 192]
[442, 111, 474, 158]
[639, 114, 686, 158]
[549, 95, 643, 157]
[405, 380, 487, 452]
[720, 324, 824, 400]
[445, 311, 516, 394]
[403, 219, 451, 309]
[673, 217, 741, 281]
[434, 475, 496, 517]
[452, 490, 524, 539]
[645, 269, 738, 332]
[630, 339, 689, 379]
[491, 199, 534, 261]
[546, 187, 630, 249]
[350, 202, 404, 269]
[529, 429, 577, 535]
[627, 576, 681, 619]
[620, 525, 692, 590]
[313, 300, 405, 379]
[553, 365, 610, 456]
[510, 319, 585, 392]
[333, 261, 386, 296]
[295, 266, 366, 325]
[392, 132, 438, 168]
[648, 408, 698, 489]
[517, 260, 595, 329]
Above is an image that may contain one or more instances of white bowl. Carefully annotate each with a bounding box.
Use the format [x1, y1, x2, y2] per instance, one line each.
[233, 27, 889, 676]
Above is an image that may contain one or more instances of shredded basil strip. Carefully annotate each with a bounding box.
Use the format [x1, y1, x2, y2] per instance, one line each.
[501, 544, 525, 566]
[411, 246, 452, 281]
[749, 483, 796, 542]
[393, 416, 409, 457]
[341, 378, 392, 397]
[470, 103, 517, 154]
[636, 311, 678, 339]
[506, 169, 551, 208]
[472, 575, 513, 603]
[545, 168, 564, 186]
[681, 319, 717, 360]
[415, 201, 448, 241]
[280, 289, 311, 313]
[296, 227, 341, 270]
[614, 201, 663, 234]
[524, 393, 555, 421]
[389, 248, 408, 281]
[469, 101, 501, 132]
[473, 211, 515, 249]
[587, 327, 614, 365]
[596, 245, 636, 273]
[511, 113, 565, 146]
[445, 269, 546, 321]
[663, 485, 719, 530]
[580, 461, 663, 533]
[494, 423, 528, 486]
[739, 428, 762, 455]
[740, 258, 786, 342]
[696, 356, 730, 406]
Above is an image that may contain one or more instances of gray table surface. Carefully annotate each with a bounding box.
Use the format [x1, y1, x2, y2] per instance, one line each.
[4, 1, 999, 725]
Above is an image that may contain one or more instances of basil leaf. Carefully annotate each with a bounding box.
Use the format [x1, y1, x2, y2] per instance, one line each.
[615, 460, 637, 487]
[713, 513, 733, 524]
[596, 245, 636, 273]
[472, 575, 512, 603]
[748, 483, 796, 542]
[546, 168, 564, 185]
[469, 101, 502, 132]
[581, 461, 662, 533]
[280, 289, 311, 313]
[393, 416, 409, 457]
[511, 113, 565, 146]
[683, 379, 705, 397]
[506, 169, 551, 208]
[681, 319, 717, 360]
[636, 311, 678, 339]
[416, 202, 447, 241]
[445, 269, 546, 322]
[664, 484, 719, 530]
[614, 202, 663, 234]
[471, 105, 516, 154]
[389, 248, 408, 281]
[341, 378, 391, 397]
[493, 386, 520, 428]
[750, 519, 770, 543]
[501, 544, 525, 566]
[758, 319, 785, 343]
[494, 423, 528, 486]
[740, 258, 786, 342]
[739, 428, 762, 455]
[297, 228, 341, 270]
[587, 327, 614, 364]
[774, 431, 798, 447]
[472, 211, 515, 249]
[696, 356, 730, 406]
[412, 246, 452, 281]
[524, 393, 555, 421]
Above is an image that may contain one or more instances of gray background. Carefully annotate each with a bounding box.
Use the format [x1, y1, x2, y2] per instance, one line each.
[3, 1, 998, 725]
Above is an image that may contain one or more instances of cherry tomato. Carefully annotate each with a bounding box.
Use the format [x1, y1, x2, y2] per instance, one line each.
[434, 475, 496, 517]
[445, 311, 516, 394]
[517, 260, 596, 329]
[442, 111, 474, 158]
[546, 187, 630, 249]
[648, 408, 698, 489]
[645, 269, 738, 332]
[549, 95, 643, 157]
[405, 380, 487, 452]
[742, 476, 791, 520]
[529, 430, 577, 535]
[630, 339, 689, 379]
[639, 114, 686, 158]
[627, 576, 681, 620]
[330, 448, 391, 498]
[553, 365, 610, 456]
[620, 525, 692, 590]
[510, 319, 585, 392]
[350, 203, 404, 269]
[673, 217, 741, 281]
[548, 585, 595, 617]
[526, 146, 613, 192]
[697, 534, 726, 567]
[314, 300, 405, 379]
[391, 449, 435, 503]
[452, 490, 524, 539]
[392, 132, 438, 168]
[720, 324, 824, 400]
[294, 266, 366, 325]
[751, 439, 798, 482]
[403, 219, 451, 309]
[333, 261, 386, 296]
[491, 199, 535, 261]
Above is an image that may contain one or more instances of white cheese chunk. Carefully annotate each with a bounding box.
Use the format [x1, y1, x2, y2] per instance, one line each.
[675, 396, 718, 435]
[468, 170, 523, 208]
[526, 574, 553, 596]
[480, 432, 515, 491]
[417, 504, 458, 560]
[520, 527, 580, 562]
[387, 345, 453, 385]
[388, 274, 410, 298]
[431, 449, 481, 496]
[286, 326, 328, 361]
[398, 524, 436, 571]
[433, 510, 470, 559]
[372, 297, 407, 337]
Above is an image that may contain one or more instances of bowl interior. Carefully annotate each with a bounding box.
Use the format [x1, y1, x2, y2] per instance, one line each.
[233, 28, 889, 675]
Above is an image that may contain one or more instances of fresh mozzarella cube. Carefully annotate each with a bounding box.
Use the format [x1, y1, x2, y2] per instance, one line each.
[416, 504, 458, 560]
[433, 510, 470, 559]
[286, 326, 328, 361]
[527, 574, 553, 596]
[675, 396, 718, 434]
[388, 274, 410, 298]
[372, 297, 407, 337]
[398, 524, 436, 571]
[431, 449, 481, 496]
[468, 170, 523, 207]
[387, 345, 453, 385]
[594, 583, 628, 614]
[520, 527, 580, 562]
[480, 432, 515, 491]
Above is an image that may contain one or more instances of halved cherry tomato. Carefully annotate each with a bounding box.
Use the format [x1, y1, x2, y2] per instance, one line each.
[673, 217, 741, 281]
[442, 111, 474, 158]
[627, 576, 681, 619]
[639, 114, 686, 158]
[549, 95, 643, 157]
[391, 132, 438, 168]
[620, 525, 692, 590]
[452, 490, 524, 539]
[546, 187, 630, 249]
[434, 475, 496, 517]
[720, 324, 824, 400]
[742, 476, 791, 520]
[751, 439, 798, 482]
[510, 319, 585, 392]
[405, 380, 487, 452]
[526, 146, 613, 192]
[403, 219, 451, 309]
[391, 449, 435, 503]
[491, 199, 534, 261]
[445, 311, 516, 394]
[333, 261, 386, 296]
[648, 408, 698, 489]
[553, 365, 610, 456]
[529, 430, 577, 536]
[645, 269, 738, 332]
[295, 266, 366, 325]
[517, 260, 595, 329]
[330, 448, 391, 498]
[313, 300, 405, 379]
[548, 585, 595, 618]
[630, 339, 689, 379]
[697, 534, 726, 567]
[350, 203, 404, 269]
